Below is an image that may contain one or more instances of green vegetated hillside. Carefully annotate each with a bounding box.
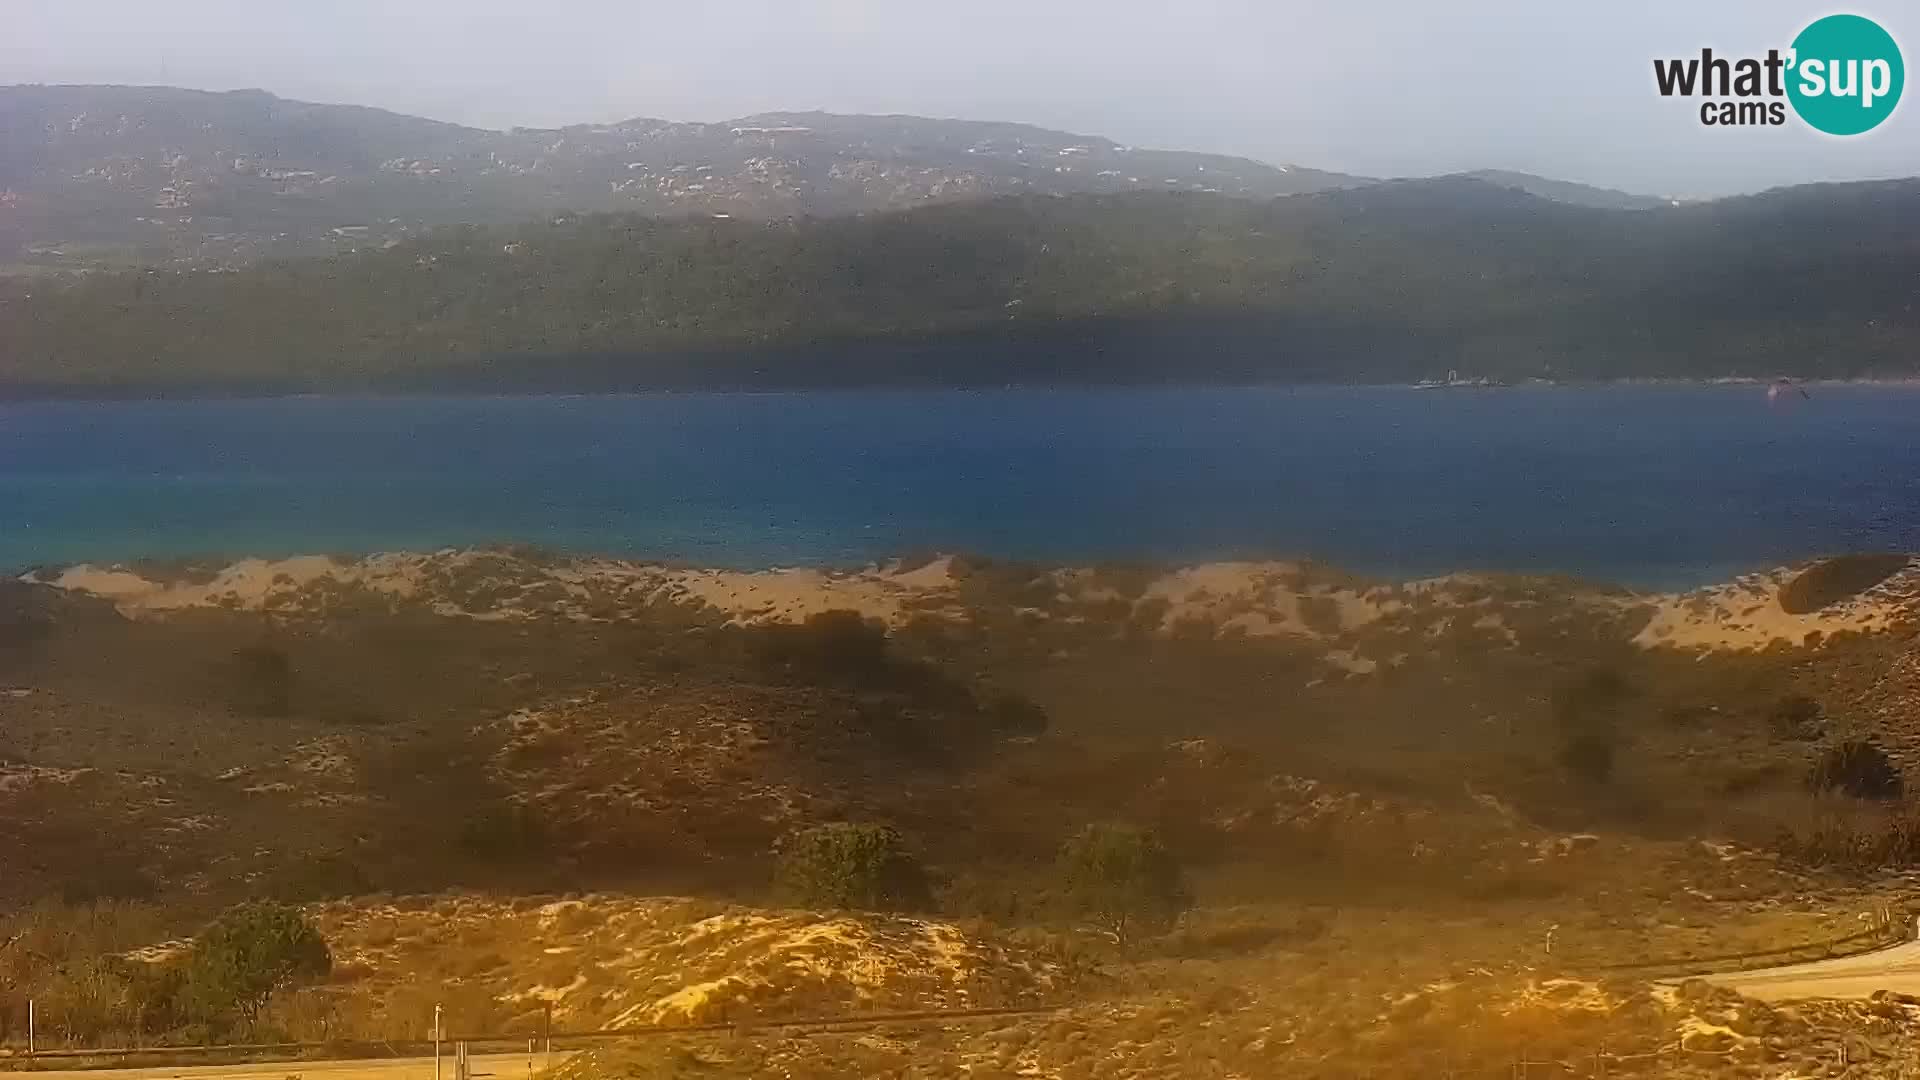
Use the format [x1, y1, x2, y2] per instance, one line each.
[6, 177, 1920, 394]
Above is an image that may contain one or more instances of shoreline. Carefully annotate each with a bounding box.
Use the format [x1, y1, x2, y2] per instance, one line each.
[4, 544, 1771, 595]
[6, 542, 1876, 600]
[6, 377, 1920, 405]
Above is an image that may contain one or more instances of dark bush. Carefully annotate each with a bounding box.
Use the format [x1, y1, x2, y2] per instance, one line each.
[846, 695, 950, 762]
[1716, 762, 1790, 796]
[1808, 740, 1904, 800]
[1162, 914, 1327, 958]
[1058, 823, 1191, 946]
[457, 800, 548, 859]
[0, 588, 54, 660]
[227, 645, 293, 717]
[1770, 801, 1920, 872]
[264, 852, 374, 901]
[983, 692, 1049, 737]
[1779, 554, 1910, 614]
[1550, 667, 1631, 728]
[753, 610, 893, 683]
[773, 823, 930, 911]
[1557, 732, 1617, 784]
[57, 861, 160, 905]
[1768, 695, 1825, 742]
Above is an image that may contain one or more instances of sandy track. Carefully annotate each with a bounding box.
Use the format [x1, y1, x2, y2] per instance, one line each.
[1703, 939, 1920, 1001]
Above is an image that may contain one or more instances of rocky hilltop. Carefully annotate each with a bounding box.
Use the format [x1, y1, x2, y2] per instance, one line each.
[0, 86, 1362, 270]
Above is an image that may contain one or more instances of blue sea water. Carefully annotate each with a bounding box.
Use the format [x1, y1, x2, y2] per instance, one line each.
[3, 385, 1920, 588]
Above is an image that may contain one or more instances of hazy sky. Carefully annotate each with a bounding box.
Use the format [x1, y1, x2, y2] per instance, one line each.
[9, 0, 1918, 197]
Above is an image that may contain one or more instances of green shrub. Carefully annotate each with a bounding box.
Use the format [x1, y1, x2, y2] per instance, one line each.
[773, 823, 930, 911]
[1808, 740, 1903, 800]
[1058, 823, 1191, 946]
[183, 902, 331, 1033]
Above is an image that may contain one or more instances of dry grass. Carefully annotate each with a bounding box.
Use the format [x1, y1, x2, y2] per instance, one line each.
[13, 550, 1920, 1070]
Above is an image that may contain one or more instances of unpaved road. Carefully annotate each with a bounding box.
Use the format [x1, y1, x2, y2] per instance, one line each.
[15, 1053, 554, 1080]
[1705, 939, 1920, 1001]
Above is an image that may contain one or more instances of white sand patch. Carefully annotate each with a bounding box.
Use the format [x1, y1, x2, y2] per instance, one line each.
[1322, 649, 1377, 674]
[0, 764, 92, 792]
[45, 550, 963, 627]
[307, 895, 1053, 1031]
[1496, 979, 1617, 1016]
[1633, 562, 1920, 651]
[1138, 562, 1389, 639]
[887, 555, 958, 590]
[288, 737, 355, 780]
[657, 558, 959, 626]
[122, 939, 193, 965]
[1675, 1014, 1745, 1052]
[43, 549, 1666, 667]
[1131, 563, 1553, 641]
[503, 973, 589, 1005]
[1471, 614, 1520, 645]
[613, 975, 757, 1027]
[51, 554, 411, 615]
[47, 566, 169, 601]
[615, 913, 993, 1026]
[536, 899, 590, 929]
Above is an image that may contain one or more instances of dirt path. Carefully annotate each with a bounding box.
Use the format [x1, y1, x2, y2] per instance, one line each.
[1703, 939, 1920, 1001]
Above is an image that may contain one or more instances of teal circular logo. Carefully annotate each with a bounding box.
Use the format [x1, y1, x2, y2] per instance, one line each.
[1787, 14, 1904, 135]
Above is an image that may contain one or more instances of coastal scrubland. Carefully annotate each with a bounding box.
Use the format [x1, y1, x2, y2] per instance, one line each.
[7, 550, 1920, 1074]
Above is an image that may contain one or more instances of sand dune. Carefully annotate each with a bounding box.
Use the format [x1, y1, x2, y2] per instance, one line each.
[32, 549, 1920, 658]
[1632, 561, 1920, 651]
[30, 551, 965, 627]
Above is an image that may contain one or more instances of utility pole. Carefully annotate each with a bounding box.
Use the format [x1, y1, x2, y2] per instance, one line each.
[27, 998, 33, 1056]
[434, 1003, 443, 1080]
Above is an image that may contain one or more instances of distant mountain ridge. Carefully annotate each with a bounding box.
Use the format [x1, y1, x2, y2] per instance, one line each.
[0, 85, 1664, 271]
[1457, 169, 1670, 210]
[0, 85, 1369, 270]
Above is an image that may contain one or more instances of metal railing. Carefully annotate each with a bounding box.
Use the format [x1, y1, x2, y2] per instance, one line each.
[1568, 904, 1910, 977]
[3, 912, 1909, 1072]
[0, 1003, 1067, 1067]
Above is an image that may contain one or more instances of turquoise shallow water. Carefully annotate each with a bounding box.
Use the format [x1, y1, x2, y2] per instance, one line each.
[3, 385, 1918, 588]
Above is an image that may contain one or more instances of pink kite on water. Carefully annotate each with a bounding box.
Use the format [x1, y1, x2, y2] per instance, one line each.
[1767, 378, 1811, 406]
